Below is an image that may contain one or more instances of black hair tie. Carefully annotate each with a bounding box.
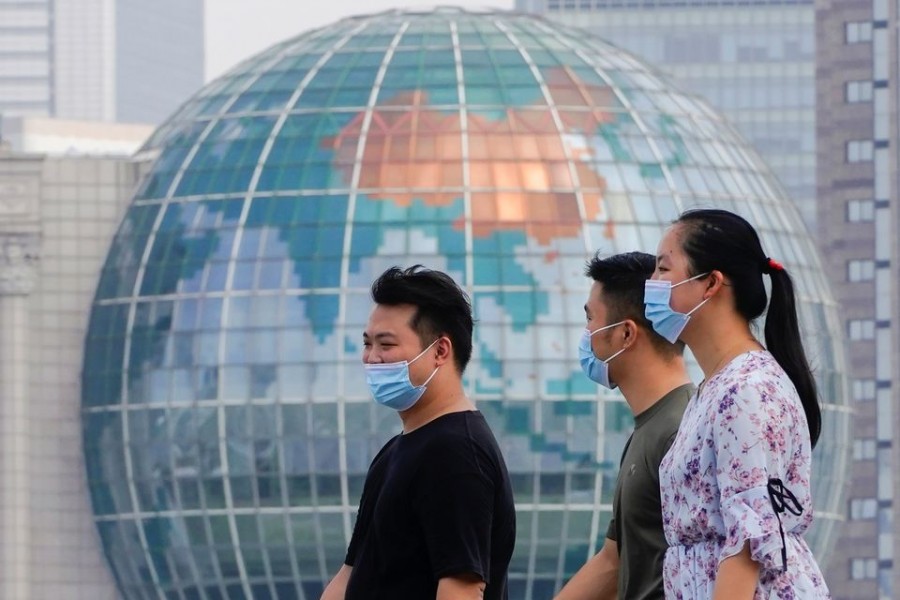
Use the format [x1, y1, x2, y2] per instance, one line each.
[767, 478, 803, 572]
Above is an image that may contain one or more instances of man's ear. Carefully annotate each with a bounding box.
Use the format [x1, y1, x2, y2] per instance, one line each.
[621, 319, 638, 349]
[434, 336, 453, 366]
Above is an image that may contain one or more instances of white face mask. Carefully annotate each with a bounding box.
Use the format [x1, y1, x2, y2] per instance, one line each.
[364, 339, 440, 411]
[578, 321, 627, 389]
[644, 273, 709, 343]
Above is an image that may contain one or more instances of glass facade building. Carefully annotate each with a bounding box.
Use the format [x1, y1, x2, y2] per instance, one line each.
[518, 0, 819, 232]
[0, 0, 53, 116]
[81, 9, 850, 599]
[0, 0, 204, 124]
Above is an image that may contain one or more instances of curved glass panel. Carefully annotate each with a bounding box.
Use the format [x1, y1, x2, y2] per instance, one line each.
[82, 8, 849, 599]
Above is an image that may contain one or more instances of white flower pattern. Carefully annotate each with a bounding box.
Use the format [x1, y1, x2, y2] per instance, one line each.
[659, 351, 830, 599]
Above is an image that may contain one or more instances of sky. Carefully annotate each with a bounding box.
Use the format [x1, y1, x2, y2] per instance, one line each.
[205, 1, 514, 82]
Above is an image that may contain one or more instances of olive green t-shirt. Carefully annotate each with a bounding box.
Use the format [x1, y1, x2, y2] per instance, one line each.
[605, 384, 693, 600]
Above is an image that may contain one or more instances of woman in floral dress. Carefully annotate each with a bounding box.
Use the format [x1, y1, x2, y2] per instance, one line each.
[648, 209, 830, 599]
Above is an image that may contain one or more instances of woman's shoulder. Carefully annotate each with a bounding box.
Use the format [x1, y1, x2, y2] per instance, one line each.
[722, 350, 781, 378]
[712, 350, 798, 405]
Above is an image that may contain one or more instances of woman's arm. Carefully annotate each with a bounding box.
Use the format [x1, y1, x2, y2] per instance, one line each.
[713, 542, 759, 600]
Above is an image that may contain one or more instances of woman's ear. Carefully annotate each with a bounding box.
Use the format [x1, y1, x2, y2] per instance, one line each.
[705, 270, 727, 299]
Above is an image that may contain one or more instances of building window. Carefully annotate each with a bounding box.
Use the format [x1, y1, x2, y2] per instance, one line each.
[848, 259, 875, 281]
[851, 558, 878, 579]
[849, 319, 875, 340]
[846, 80, 873, 103]
[852, 378, 876, 401]
[853, 439, 876, 459]
[847, 140, 874, 162]
[846, 21, 873, 43]
[850, 498, 878, 519]
[847, 200, 875, 222]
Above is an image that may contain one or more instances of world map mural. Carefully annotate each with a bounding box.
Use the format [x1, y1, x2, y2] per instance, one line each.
[81, 8, 849, 599]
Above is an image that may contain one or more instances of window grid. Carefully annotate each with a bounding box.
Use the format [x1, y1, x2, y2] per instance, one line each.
[846, 80, 873, 103]
[846, 21, 873, 43]
[847, 199, 875, 222]
[850, 498, 878, 519]
[853, 439, 876, 460]
[847, 140, 874, 162]
[853, 379, 876, 401]
[849, 319, 876, 340]
[848, 259, 875, 281]
[851, 558, 878, 579]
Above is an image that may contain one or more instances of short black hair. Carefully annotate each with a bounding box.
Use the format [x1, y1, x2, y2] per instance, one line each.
[585, 251, 677, 356]
[371, 265, 473, 374]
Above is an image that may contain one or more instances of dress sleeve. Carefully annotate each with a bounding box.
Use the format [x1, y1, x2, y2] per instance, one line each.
[412, 435, 497, 582]
[712, 375, 802, 572]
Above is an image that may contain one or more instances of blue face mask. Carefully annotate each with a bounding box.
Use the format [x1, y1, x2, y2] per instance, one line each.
[364, 339, 440, 411]
[578, 322, 627, 389]
[644, 273, 709, 343]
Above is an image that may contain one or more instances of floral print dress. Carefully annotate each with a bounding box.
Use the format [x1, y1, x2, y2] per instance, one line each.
[658, 351, 830, 599]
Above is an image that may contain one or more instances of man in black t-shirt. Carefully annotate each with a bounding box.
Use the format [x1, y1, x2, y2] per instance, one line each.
[555, 252, 692, 600]
[320, 266, 516, 600]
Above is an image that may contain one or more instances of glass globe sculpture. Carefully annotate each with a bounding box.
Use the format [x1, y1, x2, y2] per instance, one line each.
[81, 8, 849, 599]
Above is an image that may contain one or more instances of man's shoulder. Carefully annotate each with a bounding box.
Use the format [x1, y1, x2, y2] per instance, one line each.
[416, 412, 509, 474]
[419, 411, 498, 444]
[656, 384, 693, 422]
[643, 385, 692, 426]
[631, 385, 693, 453]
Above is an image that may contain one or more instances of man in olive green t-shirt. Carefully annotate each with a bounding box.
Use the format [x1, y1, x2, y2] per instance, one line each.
[555, 252, 693, 600]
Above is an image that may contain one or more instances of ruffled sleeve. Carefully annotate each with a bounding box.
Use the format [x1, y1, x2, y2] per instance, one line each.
[712, 374, 806, 572]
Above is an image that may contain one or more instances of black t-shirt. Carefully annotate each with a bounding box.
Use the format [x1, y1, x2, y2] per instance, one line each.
[344, 410, 516, 600]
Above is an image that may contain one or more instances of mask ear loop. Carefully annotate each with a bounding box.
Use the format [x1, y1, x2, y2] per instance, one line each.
[602, 345, 627, 364]
[408, 337, 441, 365]
[671, 271, 710, 288]
[588, 320, 627, 337]
[410, 337, 443, 388]
[419, 365, 441, 388]
[673, 272, 713, 317]
[685, 296, 710, 317]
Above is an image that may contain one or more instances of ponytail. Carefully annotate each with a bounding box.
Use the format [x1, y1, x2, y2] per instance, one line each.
[764, 267, 821, 448]
[676, 209, 822, 448]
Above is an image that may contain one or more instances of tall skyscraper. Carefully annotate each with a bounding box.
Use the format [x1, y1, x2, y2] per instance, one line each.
[817, 0, 895, 597]
[517, 0, 819, 231]
[0, 0, 205, 124]
[0, 0, 54, 116]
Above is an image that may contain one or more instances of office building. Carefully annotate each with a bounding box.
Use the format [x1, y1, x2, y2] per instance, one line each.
[517, 0, 819, 231]
[816, 0, 895, 596]
[0, 0, 204, 124]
